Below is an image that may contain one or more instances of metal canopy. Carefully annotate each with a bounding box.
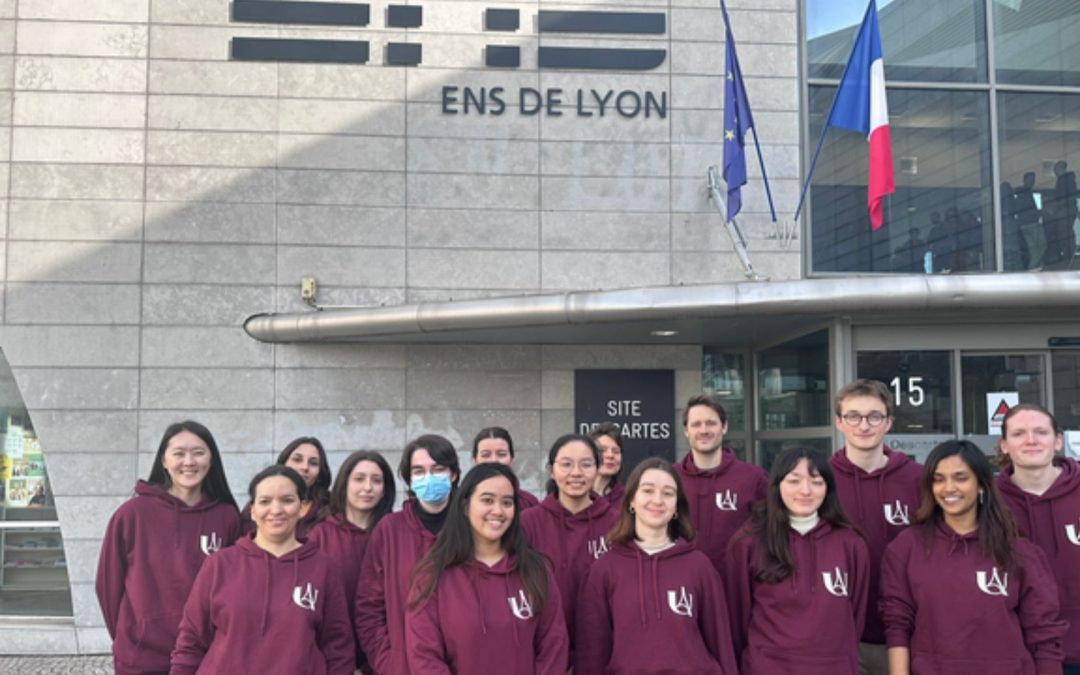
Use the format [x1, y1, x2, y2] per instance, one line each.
[243, 272, 1080, 345]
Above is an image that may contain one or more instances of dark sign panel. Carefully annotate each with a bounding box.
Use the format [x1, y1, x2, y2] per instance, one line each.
[574, 370, 676, 475]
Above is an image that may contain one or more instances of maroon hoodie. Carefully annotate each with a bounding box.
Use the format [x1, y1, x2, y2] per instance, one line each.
[405, 556, 568, 674]
[518, 488, 540, 511]
[574, 539, 738, 675]
[999, 458, 1080, 663]
[170, 536, 353, 675]
[724, 521, 870, 674]
[881, 522, 1067, 675]
[355, 500, 438, 675]
[674, 449, 767, 575]
[601, 482, 626, 507]
[521, 493, 619, 646]
[309, 513, 372, 670]
[829, 446, 921, 644]
[242, 495, 322, 539]
[95, 481, 241, 675]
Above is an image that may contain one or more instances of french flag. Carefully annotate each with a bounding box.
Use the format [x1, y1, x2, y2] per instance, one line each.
[827, 0, 894, 230]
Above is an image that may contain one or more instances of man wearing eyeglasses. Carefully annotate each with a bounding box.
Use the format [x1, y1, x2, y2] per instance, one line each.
[828, 379, 922, 675]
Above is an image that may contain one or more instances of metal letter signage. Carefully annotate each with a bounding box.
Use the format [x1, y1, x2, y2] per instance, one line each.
[574, 369, 676, 470]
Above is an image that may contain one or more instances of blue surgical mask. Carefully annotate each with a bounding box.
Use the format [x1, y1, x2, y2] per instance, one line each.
[411, 473, 452, 504]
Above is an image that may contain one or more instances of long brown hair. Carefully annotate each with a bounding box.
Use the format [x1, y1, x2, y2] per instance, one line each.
[745, 447, 857, 584]
[319, 450, 395, 529]
[409, 463, 549, 613]
[608, 457, 694, 545]
[915, 440, 1016, 569]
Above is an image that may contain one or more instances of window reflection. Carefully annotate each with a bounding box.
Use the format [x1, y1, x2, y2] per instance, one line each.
[993, 0, 1080, 87]
[810, 87, 994, 273]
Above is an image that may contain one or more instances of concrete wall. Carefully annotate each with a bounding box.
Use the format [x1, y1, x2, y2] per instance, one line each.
[0, 0, 799, 653]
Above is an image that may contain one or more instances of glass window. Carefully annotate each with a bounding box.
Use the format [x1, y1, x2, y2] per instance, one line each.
[0, 351, 73, 618]
[703, 351, 746, 433]
[993, 0, 1080, 87]
[806, 0, 987, 83]
[1052, 350, 1080, 431]
[856, 350, 955, 432]
[759, 437, 834, 472]
[809, 87, 994, 273]
[998, 92, 1080, 270]
[756, 330, 830, 430]
[961, 353, 1045, 436]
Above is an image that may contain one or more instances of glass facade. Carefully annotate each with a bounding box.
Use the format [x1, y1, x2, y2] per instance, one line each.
[805, 0, 1080, 273]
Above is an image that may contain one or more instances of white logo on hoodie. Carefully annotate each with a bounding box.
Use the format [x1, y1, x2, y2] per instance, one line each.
[715, 490, 738, 511]
[883, 500, 910, 526]
[199, 532, 222, 556]
[292, 583, 318, 611]
[588, 536, 610, 559]
[976, 568, 1009, 597]
[1065, 522, 1080, 546]
[667, 586, 693, 617]
[508, 590, 534, 620]
[822, 566, 849, 597]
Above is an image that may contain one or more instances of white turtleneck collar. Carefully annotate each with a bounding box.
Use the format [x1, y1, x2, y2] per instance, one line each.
[789, 512, 820, 536]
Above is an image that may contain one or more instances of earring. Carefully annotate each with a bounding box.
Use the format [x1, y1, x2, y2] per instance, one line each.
[671, 512, 678, 521]
[978, 490, 985, 505]
[629, 506, 635, 514]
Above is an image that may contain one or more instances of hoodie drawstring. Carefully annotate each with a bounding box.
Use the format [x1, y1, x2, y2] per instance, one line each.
[635, 547, 647, 627]
[650, 554, 662, 621]
[261, 554, 272, 635]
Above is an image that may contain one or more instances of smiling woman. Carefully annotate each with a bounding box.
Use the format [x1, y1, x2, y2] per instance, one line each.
[405, 463, 568, 674]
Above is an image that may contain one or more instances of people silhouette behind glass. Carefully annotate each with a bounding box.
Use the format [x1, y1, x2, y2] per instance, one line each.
[1013, 171, 1044, 269]
[892, 226, 926, 273]
[1045, 160, 1078, 267]
[1000, 181, 1030, 270]
[926, 210, 952, 272]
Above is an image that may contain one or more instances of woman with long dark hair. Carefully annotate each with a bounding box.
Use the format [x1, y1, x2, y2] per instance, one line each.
[575, 458, 738, 674]
[724, 447, 869, 674]
[521, 434, 619, 650]
[472, 426, 539, 510]
[310, 450, 396, 672]
[355, 434, 461, 675]
[589, 422, 625, 505]
[171, 465, 353, 674]
[881, 440, 1066, 674]
[405, 463, 568, 673]
[241, 436, 331, 538]
[97, 421, 241, 675]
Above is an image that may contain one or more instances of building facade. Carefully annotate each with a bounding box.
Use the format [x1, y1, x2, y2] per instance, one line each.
[0, 0, 1076, 654]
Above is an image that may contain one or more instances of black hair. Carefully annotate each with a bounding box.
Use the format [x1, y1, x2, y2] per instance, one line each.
[248, 464, 308, 503]
[147, 421, 238, 510]
[409, 463, 549, 615]
[320, 450, 396, 530]
[545, 434, 600, 496]
[472, 426, 515, 460]
[276, 437, 332, 505]
[746, 447, 856, 584]
[399, 434, 461, 494]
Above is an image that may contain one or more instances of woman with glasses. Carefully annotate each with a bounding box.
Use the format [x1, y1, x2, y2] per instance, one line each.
[406, 463, 569, 674]
[355, 435, 460, 675]
[881, 440, 1066, 675]
[726, 447, 869, 674]
[521, 434, 619, 654]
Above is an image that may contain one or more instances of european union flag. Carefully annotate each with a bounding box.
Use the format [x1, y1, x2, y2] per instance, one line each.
[722, 10, 755, 223]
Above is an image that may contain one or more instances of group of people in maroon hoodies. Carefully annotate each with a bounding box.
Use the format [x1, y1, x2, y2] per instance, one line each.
[95, 383, 1080, 675]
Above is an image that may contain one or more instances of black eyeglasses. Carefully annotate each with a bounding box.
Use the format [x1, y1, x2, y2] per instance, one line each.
[840, 412, 889, 427]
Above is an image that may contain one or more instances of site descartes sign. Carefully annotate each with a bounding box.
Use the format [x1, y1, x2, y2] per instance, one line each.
[575, 370, 676, 470]
[228, 2, 669, 119]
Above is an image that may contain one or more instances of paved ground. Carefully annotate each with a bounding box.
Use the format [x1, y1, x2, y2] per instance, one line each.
[0, 655, 111, 674]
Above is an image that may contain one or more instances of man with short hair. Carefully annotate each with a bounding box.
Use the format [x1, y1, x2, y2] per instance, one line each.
[674, 395, 766, 575]
[829, 379, 921, 675]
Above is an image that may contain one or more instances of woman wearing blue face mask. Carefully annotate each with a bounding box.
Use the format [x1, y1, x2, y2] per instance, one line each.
[355, 434, 460, 675]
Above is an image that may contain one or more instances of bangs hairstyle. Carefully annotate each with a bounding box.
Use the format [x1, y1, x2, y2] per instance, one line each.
[833, 378, 893, 417]
[471, 426, 514, 460]
[276, 437, 331, 505]
[746, 447, 856, 584]
[148, 420, 238, 510]
[915, 440, 1017, 570]
[248, 464, 308, 503]
[545, 434, 600, 496]
[320, 450, 396, 529]
[409, 463, 549, 614]
[996, 403, 1062, 468]
[608, 457, 693, 546]
[399, 434, 461, 492]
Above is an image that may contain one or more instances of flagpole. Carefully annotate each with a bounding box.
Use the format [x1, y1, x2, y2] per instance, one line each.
[720, 0, 777, 223]
[793, 0, 876, 222]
